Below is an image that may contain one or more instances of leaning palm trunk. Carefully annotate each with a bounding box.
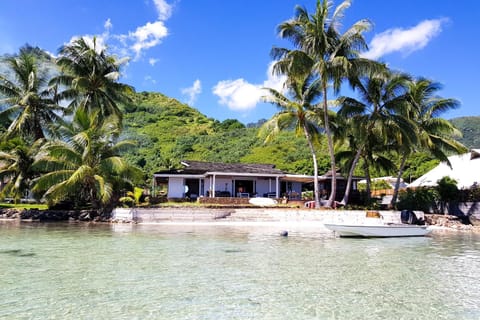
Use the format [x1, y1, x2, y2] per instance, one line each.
[340, 148, 362, 206]
[390, 153, 408, 208]
[363, 161, 372, 204]
[303, 125, 321, 208]
[323, 88, 336, 207]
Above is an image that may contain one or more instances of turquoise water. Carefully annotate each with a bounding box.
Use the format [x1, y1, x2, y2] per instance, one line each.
[1, 221, 480, 319]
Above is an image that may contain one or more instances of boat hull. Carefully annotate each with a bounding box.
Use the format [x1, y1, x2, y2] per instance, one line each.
[324, 223, 431, 237]
[248, 197, 277, 206]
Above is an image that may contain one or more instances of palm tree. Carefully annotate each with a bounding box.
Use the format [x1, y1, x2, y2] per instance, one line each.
[52, 37, 134, 124]
[0, 47, 63, 141]
[337, 71, 416, 205]
[389, 78, 467, 207]
[273, 0, 379, 207]
[0, 138, 43, 203]
[333, 115, 365, 205]
[261, 69, 323, 208]
[32, 109, 141, 209]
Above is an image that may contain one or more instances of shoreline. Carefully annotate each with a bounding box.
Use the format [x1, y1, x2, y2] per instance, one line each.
[1, 206, 479, 233]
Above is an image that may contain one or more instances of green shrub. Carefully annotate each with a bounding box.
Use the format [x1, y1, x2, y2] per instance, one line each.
[118, 197, 134, 208]
[397, 188, 438, 213]
[358, 179, 392, 191]
[302, 191, 313, 200]
[437, 176, 459, 202]
[459, 183, 480, 202]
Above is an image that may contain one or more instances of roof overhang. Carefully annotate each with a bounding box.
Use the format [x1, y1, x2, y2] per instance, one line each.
[282, 174, 315, 183]
[206, 171, 284, 178]
[153, 174, 206, 179]
[153, 172, 284, 179]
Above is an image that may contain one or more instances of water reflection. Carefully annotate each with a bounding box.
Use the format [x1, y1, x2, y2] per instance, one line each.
[0, 222, 479, 319]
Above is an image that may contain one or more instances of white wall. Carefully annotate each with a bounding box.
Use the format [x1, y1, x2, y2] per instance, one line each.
[168, 177, 185, 198]
[291, 182, 302, 194]
[215, 177, 232, 193]
[167, 176, 302, 198]
[255, 179, 277, 196]
[203, 177, 233, 196]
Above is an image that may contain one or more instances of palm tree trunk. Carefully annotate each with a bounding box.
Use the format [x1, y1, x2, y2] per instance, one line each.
[389, 153, 408, 208]
[363, 160, 372, 204]
[303, 125, 320, 208]
[33, 112, 45, 141]
[323, 86, 336, 208]
[340, 147, 362, 206]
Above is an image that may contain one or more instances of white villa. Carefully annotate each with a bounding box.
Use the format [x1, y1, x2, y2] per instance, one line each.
[152, 161, 315, 200]
[408, 149, 480, 189]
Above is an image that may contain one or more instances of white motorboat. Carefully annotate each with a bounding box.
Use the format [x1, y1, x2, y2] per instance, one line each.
[324, 223, 431, 237]
[248, 197, 277, 207]
[324, 210, 431, 237]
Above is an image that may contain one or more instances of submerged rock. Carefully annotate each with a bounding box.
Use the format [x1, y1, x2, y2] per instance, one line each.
[279, 230, 288, 237]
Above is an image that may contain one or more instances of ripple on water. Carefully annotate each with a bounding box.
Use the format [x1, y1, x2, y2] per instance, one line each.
[1, 223, 480, 319]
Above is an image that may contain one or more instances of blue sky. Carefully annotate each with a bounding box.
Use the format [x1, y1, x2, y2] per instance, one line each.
[1, 0, 478, 124]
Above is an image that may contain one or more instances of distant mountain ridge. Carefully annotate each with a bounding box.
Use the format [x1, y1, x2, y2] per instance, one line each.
[120, 91, 479, 179]
[450, 116, 480, 149]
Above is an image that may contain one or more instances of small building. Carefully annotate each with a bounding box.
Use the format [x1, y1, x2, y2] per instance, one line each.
[153, 161, 307, 200]
[408, 149, 480, 189]
[320, 169, 363, 199]
[152, 160, 362, 201]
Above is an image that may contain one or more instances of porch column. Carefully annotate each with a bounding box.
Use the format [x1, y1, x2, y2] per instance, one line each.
[152, 176, 156, 196]
[212, 174, 216, 198]
[275, 177, 279, 198]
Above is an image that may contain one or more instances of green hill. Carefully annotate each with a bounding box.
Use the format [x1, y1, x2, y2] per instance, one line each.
[450, 116, 480, 149]
[121, 92, 326, 179]
[122, 92, 479, 183]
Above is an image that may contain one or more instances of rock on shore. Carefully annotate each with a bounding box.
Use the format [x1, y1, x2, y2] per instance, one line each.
[425, 214, 479, 231]
[0, 208, 108, 222]
[2, 208, 480, 232]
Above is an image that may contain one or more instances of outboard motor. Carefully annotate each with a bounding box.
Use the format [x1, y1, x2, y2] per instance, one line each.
[401, 210, 418, 225]
[400, 210, 426, 225]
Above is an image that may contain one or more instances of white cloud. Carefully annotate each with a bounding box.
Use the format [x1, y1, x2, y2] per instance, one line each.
[129, 21, 168, 59]
[212, 62, 286, 112]
[122, 0, 172, 60]
[213, 79, 261, 111]
[153, 0, 172, 20]
[149, 58, 158, 66]
[67, 18, 113, 54]
[263, 62, 286, 93]
[104, 18, 112, 30]
[67, 34, 108, 54]
[182, 79, 202, 105]
[362, 18, 447, 60]
[70, 1, 173, 62]
[144, 75, 157, 85]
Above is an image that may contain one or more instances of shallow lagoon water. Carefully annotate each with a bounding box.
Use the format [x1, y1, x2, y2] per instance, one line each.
[1, 221, 480, 319]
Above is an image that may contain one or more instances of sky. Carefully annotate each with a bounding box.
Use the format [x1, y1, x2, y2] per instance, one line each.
[0, 0, 479, 124]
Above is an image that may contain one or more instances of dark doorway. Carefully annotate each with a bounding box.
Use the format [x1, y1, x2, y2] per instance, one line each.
[185, 179, 199, 199]
[235, 180, 254, 196]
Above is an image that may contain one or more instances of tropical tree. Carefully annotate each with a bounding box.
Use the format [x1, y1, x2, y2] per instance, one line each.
[52, 37, 133, 124]
[32, 109, 141, 209]
[0, 47, 63, 141]
[261, 68, 324, 208]
[436, 176, 459, 214]
[0, 138, 43, 203]
[337, 71, 416, 205]
[273, 0, 379, 207]
[389, 78, 467, 207]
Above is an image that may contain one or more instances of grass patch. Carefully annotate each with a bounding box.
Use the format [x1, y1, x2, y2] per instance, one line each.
[0, 203, 48, 210]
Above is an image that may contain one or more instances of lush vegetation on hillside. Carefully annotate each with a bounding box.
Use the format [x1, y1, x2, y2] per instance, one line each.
[120, 91, 328, 179]
[0, 0, 474, 211]
[450, 116, 480, 149]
